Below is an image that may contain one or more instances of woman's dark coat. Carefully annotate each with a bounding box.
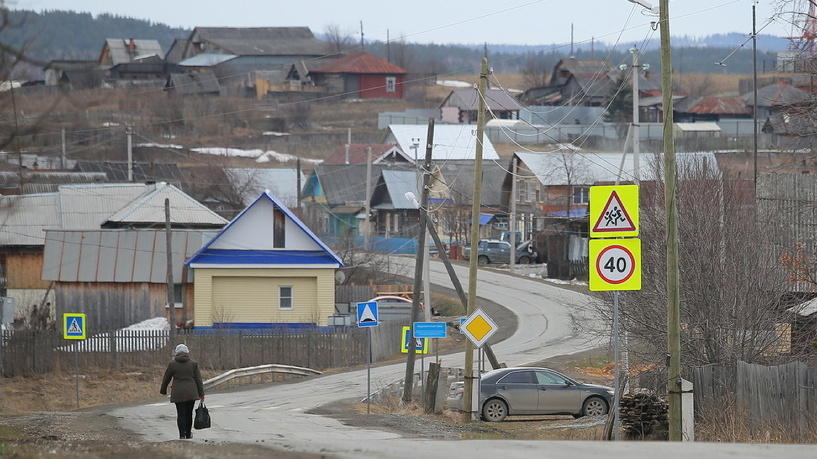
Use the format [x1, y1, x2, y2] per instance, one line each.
[159, 353, 205, 403]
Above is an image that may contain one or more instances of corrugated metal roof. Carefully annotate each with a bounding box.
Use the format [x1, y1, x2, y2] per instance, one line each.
[323, 144, 410, 165]
[167, 71, 221, 95]
[744, 81, 812, 107]
[0, 194, 60, 245]
[311, 164, 412, 206]
[103, 39, 163, 66]
[105, 183, 228, 227]
[675, 96, 750, 115]
[385, 124, 500, 161]
[193, 27, 326, 56]
[178, 53, 237, 67]
[442, 87, 519, 112]
[309, 52, 407, 75]
[42, 229, 216, 283]
[72, 161, 185, 185]
[515, 151, 718, 186]
[379, 170, 419, 210]
[0, 183, 226, 247]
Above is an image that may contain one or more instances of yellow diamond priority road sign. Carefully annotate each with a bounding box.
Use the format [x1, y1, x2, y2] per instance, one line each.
[461, 309, 498, 348]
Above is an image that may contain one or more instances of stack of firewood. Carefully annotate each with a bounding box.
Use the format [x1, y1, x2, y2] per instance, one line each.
[618, 393, 669, 439]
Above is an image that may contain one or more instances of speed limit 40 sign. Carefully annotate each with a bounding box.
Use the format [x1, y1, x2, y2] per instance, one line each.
[589, 238, 642, 291]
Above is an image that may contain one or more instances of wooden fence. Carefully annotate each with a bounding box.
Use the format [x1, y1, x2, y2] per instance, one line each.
[0, 320, 408, 377]
[692, 361, 817, 437]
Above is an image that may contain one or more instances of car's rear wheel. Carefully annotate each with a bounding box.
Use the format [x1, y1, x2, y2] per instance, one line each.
[582, 396, 608, 417]
[477, 255, 489, 265]
[482, 398, 508, 422]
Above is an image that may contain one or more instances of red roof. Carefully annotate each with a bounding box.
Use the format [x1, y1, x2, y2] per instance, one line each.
[686, 97, 750, 115]
[310, 52, 407, 75]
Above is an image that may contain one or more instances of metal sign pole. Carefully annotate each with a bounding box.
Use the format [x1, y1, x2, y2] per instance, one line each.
[613, 290, 621, 440]
[367, 327, 371, 415]
[75, 343, 80, 409]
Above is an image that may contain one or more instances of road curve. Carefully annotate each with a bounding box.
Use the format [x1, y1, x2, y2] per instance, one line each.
[111, 257, 817, 458]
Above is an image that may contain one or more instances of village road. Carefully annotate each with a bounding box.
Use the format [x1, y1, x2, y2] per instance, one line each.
[111, 257, 817, 458]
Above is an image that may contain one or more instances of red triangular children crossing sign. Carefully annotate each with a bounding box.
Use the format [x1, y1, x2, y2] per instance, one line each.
[590, 186, 639, 238]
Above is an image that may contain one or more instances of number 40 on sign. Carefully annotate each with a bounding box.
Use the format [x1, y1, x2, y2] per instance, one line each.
[589, 238, 642, 291]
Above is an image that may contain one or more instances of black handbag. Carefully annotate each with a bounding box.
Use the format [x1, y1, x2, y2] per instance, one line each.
[194, 401, 211, 430]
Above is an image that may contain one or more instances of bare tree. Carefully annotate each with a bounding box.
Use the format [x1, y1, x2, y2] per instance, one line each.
[585, 155, 792, 373]
[323, 23, 355, 55]
[521, 53, 551, 89]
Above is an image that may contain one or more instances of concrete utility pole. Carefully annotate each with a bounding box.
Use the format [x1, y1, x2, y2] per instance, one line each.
[165, 198, 176, 337]
[463, 58, 488, 421]
[631, 46, 641, 183]
[402, 119, 435, 403]
[364, 147, 373, 251]
[659, 0, 682, 441]
[126, 125, 134, 182]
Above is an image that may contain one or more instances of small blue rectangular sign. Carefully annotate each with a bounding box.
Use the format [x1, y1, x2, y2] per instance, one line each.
[413, 322, 447, 339]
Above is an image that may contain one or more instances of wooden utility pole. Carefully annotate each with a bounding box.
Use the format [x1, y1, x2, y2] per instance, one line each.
[659, 0, 682, 441]
[463, 58, 488, 421]
[165, 198, 176, 337]
[402, 119, 434, 403]
[364, 147, 373, 251]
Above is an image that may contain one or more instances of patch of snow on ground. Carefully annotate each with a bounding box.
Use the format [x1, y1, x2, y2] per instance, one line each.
[136, 143, 184, 149]
[59, 317, 170, 352]
[437, 80, 472, 87]
[191, 147, 323, 165]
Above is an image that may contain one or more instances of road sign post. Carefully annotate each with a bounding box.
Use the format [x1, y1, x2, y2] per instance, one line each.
[63, 313, 87, 409]
[589, 184, 641, 441]
[357, 302, 379, 414]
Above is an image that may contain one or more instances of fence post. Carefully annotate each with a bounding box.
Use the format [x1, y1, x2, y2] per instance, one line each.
[109, 328, 117, 370]
[238, 330, 243, 368]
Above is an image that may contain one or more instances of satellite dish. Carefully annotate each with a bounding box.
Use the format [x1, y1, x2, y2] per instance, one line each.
[335, 270, 346, 284]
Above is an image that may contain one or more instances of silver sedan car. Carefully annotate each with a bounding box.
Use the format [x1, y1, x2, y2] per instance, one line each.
[448, 367, 614, 422]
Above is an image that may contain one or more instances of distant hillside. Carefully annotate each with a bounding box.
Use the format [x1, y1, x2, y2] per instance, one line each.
[5, 9, 190, 61]
[2, 9, 793, 75]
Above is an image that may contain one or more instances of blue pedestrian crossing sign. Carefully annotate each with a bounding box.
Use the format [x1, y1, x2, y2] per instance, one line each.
[63, 313, 86, 340]
[356, 301, 379, 327]
[400, 326, 429, 354]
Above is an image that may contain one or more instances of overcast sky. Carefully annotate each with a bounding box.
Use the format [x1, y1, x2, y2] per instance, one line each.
[17, 1, 792, 48]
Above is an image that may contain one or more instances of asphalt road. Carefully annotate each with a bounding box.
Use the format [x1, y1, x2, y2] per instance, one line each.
[112, 257, 817, 458]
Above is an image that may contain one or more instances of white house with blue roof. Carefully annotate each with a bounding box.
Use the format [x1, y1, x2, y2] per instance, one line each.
[185, 190, 343, 329]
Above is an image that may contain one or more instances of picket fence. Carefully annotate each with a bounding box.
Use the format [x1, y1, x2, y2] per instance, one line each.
[0, 320, 408, 377]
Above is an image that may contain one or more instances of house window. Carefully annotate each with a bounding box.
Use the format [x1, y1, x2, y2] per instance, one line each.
[274, 208, 285, 248]
[386, 77, 396, 93]
[279, 286, 293, 310]
[573, 186, 590, 205]
[516, 180, 531, 202]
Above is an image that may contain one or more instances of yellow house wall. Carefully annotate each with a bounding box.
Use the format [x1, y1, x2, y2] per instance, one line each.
[192, 268, 335, 327]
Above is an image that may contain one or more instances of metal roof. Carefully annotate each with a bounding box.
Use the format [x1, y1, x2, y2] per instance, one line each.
[323, 144, 411, 165]
[102, 39, 163, 66]
[42, 229, 217, 283]
[514, 151, 719, 186]
[178, 53, 237, 67]
[187, 191, 342, 267]
[0, 183, 226, 247]
[385, 124, 500, 161]
[309, 52, 407, 75]
[309, 164, 412, 206]
[372, 170, 419, 210]
[191, 27, 326, 56]
[442, 87, 520, 112]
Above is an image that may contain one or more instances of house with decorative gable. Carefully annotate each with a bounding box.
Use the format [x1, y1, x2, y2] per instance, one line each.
[185, 191, 343, 329]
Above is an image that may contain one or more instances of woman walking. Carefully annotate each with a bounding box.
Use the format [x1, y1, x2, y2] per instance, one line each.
[160, 344, 205, 439]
